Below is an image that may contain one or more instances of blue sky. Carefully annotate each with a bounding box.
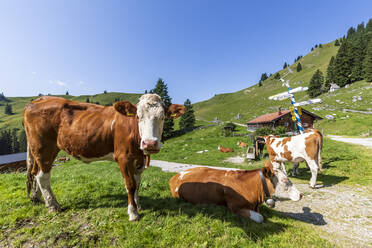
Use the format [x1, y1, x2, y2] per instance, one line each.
[0, 1, 371, 104]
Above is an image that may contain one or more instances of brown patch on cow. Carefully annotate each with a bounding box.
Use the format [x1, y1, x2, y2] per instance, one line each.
[169, 166, 276, 215]
[281, 137, 292, 146]
[218, 145, 234, 153]
[280, 145, 293, 161]
[276, 141, 282, 147]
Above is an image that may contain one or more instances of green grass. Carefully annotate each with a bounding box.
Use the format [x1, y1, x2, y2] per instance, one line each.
[0, 159, 332, 247]
[193, 41, 372, 136]
[153, 125, 372, 187]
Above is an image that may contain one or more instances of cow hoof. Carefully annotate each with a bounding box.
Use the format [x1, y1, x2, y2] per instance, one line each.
[129, 213, 140, 222]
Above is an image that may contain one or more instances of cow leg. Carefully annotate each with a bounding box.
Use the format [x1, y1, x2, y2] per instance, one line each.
[292, 163, 299, 177]
[30, 180, 42, 203]
[35, 170, 61, 211]
[307, 160, 318, 189]
[118, 156, 139, 221]
[134, 172, 142, 211]
[237, 209, 264, 223]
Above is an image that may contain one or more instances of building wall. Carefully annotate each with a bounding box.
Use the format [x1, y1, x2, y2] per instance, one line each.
[247, 113, 316, 131]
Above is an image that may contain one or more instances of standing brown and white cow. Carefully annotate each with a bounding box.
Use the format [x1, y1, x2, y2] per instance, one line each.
[258, 129, 323, 188]
[23, 94, 185, 221]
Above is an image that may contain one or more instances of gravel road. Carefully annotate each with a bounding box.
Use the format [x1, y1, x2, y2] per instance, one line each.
[328, 135, 372, 149]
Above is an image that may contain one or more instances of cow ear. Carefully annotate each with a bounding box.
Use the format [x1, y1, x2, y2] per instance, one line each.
[114, 101, 137, 117]
[166, 104, 186, 119]
[263, 160, 274, 178]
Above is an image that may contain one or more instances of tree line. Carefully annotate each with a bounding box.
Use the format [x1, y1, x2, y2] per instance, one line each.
[0, 129, 27, 155]
[308, 18, 372, 97]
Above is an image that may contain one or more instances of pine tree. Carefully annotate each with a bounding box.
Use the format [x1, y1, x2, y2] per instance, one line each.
[273, 72, 281, 79]
[335, 39, 340, 46]
[11, 129, 20, 153]
[333, 40, 354, 87]
[86, 98, 90, 103]
[4, 103, 13, 115]
[319, 44, 322, 48]
[104, 90, 107, 94]
[19, 129, 27, 152]
[311, 47, 314, 51]
[324, 56, 335, 92]
[179, 99, 195, 131]
[66, 91, 69, 95]
[296, 62, 302, 72]
[308, 69, 324, 98]
[283, 62, 288, 69]
[350, 36, 365, 82]
[0, 130, 12, 155]
[259, 73, 268, 86]
[152, 78, 174, 139]
[363, 38, 372, 81]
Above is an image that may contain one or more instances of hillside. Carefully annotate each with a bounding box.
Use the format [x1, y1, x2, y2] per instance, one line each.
[0, 92, 141, 131]
[193, 41, 372, 136]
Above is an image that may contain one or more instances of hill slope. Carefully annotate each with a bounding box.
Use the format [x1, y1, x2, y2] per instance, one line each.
[193, 41, 372, 136]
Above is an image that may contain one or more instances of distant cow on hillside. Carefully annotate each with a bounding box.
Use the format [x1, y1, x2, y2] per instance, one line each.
[237, 141, 248, 148]
[218, 145, 234, 153]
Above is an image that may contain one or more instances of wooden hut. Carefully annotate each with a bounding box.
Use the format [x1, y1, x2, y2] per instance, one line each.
[246, 108, 322, 132]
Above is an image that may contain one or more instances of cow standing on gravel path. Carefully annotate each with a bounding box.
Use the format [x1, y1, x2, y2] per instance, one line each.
[259, 129, 323, 188]
[23, 94, 185, 221]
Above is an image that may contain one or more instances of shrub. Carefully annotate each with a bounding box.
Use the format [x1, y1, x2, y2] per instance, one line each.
[255, 127, 274, 136]
[275, 126, 287, 135]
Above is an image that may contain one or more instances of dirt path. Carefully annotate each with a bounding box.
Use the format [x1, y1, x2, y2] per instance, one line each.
[328, 135, 372, 149]
[151, 160, 372, 248]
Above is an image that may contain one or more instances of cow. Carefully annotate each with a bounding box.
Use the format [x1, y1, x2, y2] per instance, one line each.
[254, 136, 266, 158]
[237, 141, 248, 148]
[23, 94, 185, 221]
[218, 145, 234, 153]
[260, 129, 323, 188]
[169, 160, 302, 223]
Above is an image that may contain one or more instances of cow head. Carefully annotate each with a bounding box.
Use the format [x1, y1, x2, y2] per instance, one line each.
[265, 161, 302, 202]
[114, 94, 185, 155]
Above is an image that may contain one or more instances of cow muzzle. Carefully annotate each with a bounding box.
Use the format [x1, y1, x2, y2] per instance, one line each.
[141, 139, 160, 154]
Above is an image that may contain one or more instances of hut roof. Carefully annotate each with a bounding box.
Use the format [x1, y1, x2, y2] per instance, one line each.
[0, 152, 27, 165]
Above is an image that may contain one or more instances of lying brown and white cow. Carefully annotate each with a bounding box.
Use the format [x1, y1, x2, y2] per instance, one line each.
[218, 145, 234, 153]
[23, 94, 185, 221]
[237, 141, 248, 148]
[260, 129, 323, 188]
[169, 161, 302, 223]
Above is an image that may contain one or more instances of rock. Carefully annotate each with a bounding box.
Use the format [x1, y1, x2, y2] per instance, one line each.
[325, 115, 335, 120]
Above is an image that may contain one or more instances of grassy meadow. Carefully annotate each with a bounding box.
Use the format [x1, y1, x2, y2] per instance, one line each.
[1, 125, 371, 247]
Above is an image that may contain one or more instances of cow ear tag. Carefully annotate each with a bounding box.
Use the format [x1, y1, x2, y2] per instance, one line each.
[171, 113, 177, 117]
[127, 113, 135, 116]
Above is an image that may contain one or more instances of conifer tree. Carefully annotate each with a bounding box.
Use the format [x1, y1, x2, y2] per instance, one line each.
[324, 56, 335, 92]
[179, 99, 195, 131]
[308, 69, 324, 98]
[273, 72, 281, 79]
[11, 129, 20, 153]
[4, 103, 13, 115]
[66, 91, 69, 95]
[296, 62, 302, 72]
[19, 129, 27, 152]
[283, 62, 288, 69]
[152, 78, 174, 139]
[333, 40, 354, 87]
[363, 38, 372, 82]
[259, 73, 268, 86]
[335, 39, 340, 46]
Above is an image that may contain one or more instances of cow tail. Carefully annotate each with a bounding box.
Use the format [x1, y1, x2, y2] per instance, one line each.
[26, 143, 34, 197]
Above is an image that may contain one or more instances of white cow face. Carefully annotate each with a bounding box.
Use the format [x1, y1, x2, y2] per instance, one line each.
[114, 94, 185, 155]
[136, 94, 166, 154]
[271, 162, 302, 201]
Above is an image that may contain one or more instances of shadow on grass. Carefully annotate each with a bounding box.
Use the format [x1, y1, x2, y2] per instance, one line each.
[68, 192, 289, 242]
[288, 167, 348, 186]
[274, 207, 326, 226]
